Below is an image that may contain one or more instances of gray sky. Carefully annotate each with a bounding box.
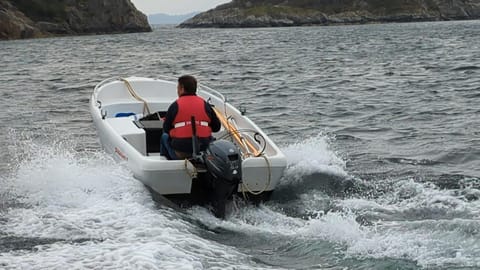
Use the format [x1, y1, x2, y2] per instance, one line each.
[130, 0, 231, 15]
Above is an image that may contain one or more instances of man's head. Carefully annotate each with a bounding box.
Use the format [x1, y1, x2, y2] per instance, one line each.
[177, 75, 197, 96]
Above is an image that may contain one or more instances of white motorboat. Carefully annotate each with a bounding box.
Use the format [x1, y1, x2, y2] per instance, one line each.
[90, 76, 287, 217]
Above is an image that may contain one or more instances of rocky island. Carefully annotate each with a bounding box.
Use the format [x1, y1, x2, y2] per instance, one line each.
[179, 0, 480, 28]
[0, 0, 151, 40]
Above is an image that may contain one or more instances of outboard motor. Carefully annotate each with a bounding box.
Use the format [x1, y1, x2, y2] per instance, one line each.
[202, 139, 242, 218]
[189, 116, 242, 218]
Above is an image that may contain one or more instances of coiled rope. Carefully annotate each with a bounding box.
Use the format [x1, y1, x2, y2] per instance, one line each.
[240, 154, 272, 198]
[213, 105, 273, 196]
[121, 78, 151, 116]
[184, 158, 198, 179]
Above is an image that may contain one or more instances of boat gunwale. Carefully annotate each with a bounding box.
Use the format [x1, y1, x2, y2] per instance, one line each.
[90, 76, 287, 167]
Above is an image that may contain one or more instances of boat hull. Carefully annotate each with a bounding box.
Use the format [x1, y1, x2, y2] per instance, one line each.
[90, 77, 287, 199]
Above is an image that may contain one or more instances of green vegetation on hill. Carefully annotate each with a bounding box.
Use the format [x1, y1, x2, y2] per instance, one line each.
[180, 0, 480, 28]
[243, 5, 318, 17]
[230, 0, 437, 15]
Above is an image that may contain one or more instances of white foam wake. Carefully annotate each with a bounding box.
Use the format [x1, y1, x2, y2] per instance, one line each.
[281, 133, 348, 184]
[190, 178, 480, 269]
[0, 139, 271, 269]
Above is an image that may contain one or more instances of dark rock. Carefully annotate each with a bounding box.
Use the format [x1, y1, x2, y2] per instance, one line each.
[0, 0, 45, 39]
[36, 21, 70, 34]
[0, 0, 151, 40]
[179, 0, 480, 28]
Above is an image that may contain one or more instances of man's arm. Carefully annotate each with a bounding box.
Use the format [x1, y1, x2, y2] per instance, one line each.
[163, 102, 178, 134]
[205, 102, 221, 133]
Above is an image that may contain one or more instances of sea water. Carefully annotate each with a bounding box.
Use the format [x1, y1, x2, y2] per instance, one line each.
[1, 21, 479, 269]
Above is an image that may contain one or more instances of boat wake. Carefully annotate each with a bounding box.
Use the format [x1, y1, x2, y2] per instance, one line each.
[0, 136, 267, 269]
[2, 133, 480, 269]
[270, 134, 354, 205]
[281, 133, 349, 183]
[189, 134, 480, 269]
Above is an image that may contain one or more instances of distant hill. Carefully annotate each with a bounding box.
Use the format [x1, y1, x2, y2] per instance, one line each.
[148, 12, 198, 25]
[180, 0, 480, 28]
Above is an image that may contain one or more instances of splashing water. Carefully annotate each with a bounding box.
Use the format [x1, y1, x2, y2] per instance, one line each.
[282, 134, 348, 183]
[0, 137, 270, 269]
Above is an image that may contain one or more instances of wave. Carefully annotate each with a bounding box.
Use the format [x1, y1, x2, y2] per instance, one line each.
[384, 157, 441, 166]
[0, 136, 267, 269]
[450, 65, 480, 71]
[190, 177, 480, 269]
[281, 133, 348, 183]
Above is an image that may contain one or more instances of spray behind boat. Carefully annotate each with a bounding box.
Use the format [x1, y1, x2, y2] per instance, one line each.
[189, 116, 242, 218]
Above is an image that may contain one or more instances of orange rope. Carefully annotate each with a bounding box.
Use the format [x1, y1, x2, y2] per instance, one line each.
[213, 107, 259, 156]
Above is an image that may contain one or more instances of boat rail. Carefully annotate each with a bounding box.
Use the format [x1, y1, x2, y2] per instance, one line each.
[155, 74, 226, 102]
[93, 77, 121, 97]
[95, 76, 226, 101]
[198, 83, 226, 103]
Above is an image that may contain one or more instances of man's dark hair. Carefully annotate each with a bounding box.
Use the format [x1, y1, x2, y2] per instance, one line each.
[178, 75, 197, 93]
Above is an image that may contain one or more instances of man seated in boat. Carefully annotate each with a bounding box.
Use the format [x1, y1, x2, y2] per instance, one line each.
[160, 75, 221, 159]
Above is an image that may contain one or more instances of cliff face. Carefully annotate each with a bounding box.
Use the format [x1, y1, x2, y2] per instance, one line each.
[0, 0, 41, 39]
[179, 0, 480, 28]
[0, 0, 151, 40]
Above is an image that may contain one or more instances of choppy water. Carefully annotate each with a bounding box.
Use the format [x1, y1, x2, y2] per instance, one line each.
[1, 20, 480, 269]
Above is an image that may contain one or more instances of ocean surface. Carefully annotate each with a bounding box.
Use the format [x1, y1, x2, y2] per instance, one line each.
[1, 21, 479, 269]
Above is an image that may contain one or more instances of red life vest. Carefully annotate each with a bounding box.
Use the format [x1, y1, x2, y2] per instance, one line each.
[169, 95, 212, 139]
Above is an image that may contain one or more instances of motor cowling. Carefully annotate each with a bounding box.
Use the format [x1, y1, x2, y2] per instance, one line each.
[201, 140, 242, 218]
[203, 140, 242, 184]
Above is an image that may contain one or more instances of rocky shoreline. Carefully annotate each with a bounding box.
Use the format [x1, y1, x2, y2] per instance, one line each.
[179, 0, 480, 28]
[0, 0, 151, 40]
